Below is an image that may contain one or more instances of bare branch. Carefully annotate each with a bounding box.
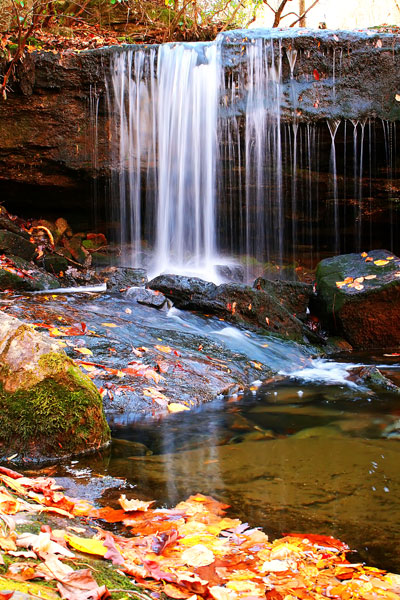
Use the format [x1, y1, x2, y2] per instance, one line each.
[289, 0, 320, 27]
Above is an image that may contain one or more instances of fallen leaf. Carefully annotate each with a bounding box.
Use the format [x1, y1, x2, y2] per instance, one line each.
[74, 347, 93, 356]
[374, 259, 389, 266]
[118, 495, 155, 512]
[168, 403, 190, 413]
[64, 533, 108, 557]
[181, 544, 215, 567]
[101, 323, 119, 328]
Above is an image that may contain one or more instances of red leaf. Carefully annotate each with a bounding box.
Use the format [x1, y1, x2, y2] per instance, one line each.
[313, 69, 320, 80]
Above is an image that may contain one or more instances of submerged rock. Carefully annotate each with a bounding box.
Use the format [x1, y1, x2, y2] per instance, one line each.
[0, 312, 110, 462]
[148, 274, 317, 342]
[314, 250, 400, 349]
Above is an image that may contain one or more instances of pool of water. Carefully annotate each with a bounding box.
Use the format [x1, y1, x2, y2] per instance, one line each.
[2, 289, 400, 573]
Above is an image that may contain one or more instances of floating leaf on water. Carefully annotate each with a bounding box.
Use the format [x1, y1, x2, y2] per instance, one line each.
[335, 281, 346, 288]
[118, 495, 155, 512]
[354, 284, 364, 291]
[354, 277, 364, 283]
[361, 252, 368, 257]
[101, 323, 119, 328]
[365, 274, 377, 280]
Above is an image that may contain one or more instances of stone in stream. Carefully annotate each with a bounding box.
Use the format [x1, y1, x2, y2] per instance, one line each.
[99, 266, 148, 292]
[0, 312, 110, 462]
[126, 287, 170, 310]
[314, 249, 400, 349]
[147, 274, 318, 342]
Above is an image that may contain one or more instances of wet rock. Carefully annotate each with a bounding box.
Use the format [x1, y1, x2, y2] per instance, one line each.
[347, 365, 400, 394]
[0, 230, 36, 261]
[111, 438, 153, 457]
[0, 255, 59, 291]
[216, 264, 245, 282]
[62, 234, 91, 266]
[253, 278, 313, 321]
[99, 266, 148, 292]
[0, 312, 110, 462]
[126, 287, 170, 309]
[148, 274, 317, 342]
[41, 254, 69, 276]
[314, 250, 400, 349]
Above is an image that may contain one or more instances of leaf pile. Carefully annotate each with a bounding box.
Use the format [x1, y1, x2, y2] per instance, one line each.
[1, 466, 400, 600]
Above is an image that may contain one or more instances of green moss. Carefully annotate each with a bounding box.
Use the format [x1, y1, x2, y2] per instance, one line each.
[0, 365, 110, 459]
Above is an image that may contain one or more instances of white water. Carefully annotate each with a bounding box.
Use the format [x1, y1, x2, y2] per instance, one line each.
[108, 43, 219, 277]
[104, 36, 398, 279]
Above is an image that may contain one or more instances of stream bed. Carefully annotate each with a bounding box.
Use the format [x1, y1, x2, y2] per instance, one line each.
[2, 289, 400, 573]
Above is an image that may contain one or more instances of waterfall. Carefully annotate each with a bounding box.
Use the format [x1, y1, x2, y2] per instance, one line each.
[107, 43, 219, 278]
[104, 34, 399, 281]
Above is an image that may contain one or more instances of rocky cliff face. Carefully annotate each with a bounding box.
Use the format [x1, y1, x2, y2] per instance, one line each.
[0, 30, 399, 215]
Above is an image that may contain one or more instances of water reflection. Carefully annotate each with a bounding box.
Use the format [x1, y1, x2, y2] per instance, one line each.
[3, 291, 400, 572]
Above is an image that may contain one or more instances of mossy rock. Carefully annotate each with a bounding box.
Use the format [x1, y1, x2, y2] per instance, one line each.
[0, 255, 59, 291]
[314, 250, 400, 349]
[0, 312, 110, 461]
[0, 230, 36, 261]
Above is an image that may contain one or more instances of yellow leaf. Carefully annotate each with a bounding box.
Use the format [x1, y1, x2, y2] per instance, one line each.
[335, 281, 346, 288]
[74, 347, 93, 355]
[168, 403, 190, 413]
[101, 323, 119, 328]
[354, 277, 364, 283]
[365, 274, 377, 280]
[64, 533, 107, 556]
[181, 544, 215, 567]
[49, 328, 67, 337]
[80, 364, 97, 372]
[374, 259, 389, 266]
[361, 252, 368, 257]
[155, 344, 172, 353]
[118, 495, 155, 512]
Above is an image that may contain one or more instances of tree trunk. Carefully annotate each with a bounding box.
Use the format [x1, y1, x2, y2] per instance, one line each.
[299, 0, 306, 26]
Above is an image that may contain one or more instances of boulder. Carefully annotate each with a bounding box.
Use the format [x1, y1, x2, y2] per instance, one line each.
[0, 312, 110, 462]
[99, 266, 148, 292]
[314, 250, 400, 349]
[253, 278, 313, 321]
[147, 274, 317, 342]
[0, 255, 59, 291]
[0, 230, 36, 261]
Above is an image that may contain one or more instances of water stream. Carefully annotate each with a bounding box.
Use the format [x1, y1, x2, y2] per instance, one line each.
[4, 290, 400, 572]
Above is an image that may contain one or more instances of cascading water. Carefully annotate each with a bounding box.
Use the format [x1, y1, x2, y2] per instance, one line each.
[104, 33, 399, 281]
[107, 43, 219, 278]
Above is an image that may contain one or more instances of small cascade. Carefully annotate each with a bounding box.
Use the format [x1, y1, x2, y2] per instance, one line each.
[107, 43, 219, 277]
[104, 35, 399, 281]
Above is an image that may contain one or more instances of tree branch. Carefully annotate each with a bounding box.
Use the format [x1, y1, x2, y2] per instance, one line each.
[289, 0, 320, 27]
